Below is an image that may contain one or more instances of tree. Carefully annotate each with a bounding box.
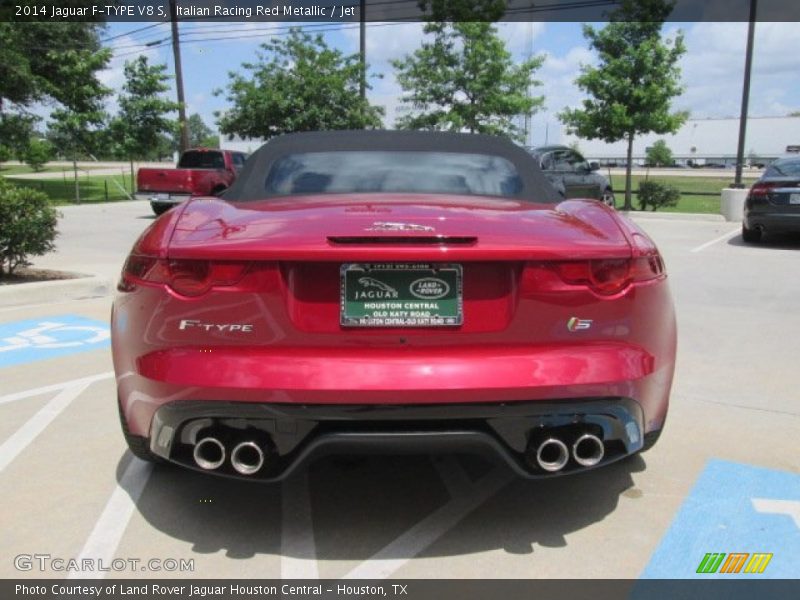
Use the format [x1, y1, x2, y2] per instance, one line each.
[392, 21, 544, 141]
[560, 0, 687, 210]
[187, 114, 219, 148]
[23, 139, 53, 172]
[48, 47, 111, 203]
[646, 139, 674, 167]
[113, 56, 179, 188]
[0, 21, 107, 155]
[216, 29, 383, 139]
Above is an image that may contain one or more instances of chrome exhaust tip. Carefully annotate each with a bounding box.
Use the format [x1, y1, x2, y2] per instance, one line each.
[193, 437, 226, 470]
[230, 440, 265, 476]
[572, 433, 605, 467]
[535, 437, 570, 472]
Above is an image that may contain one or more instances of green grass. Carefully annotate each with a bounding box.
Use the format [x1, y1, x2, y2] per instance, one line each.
[3, 174, 133, 205]
[0, 163, 106, 176]
[609, 174, 759, 214]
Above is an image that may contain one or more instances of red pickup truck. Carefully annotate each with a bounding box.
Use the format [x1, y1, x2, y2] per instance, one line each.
[136, 148, 248, 215]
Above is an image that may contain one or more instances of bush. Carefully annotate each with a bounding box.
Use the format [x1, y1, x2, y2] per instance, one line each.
[0, 144, 11, 163]
[637, 180, 680, 211]
[0, 179, 59, 276]
[24, 139, 53, 172]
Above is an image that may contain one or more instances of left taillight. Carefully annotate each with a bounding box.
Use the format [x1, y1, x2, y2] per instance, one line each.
[118, 257, 250, 296]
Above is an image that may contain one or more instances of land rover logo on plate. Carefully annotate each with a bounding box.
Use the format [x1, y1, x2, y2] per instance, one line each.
[409, 277, 450, 300]
[341, 263, 463, 327]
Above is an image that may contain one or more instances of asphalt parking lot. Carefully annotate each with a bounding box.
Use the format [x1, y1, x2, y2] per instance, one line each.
[1, 201, 798, 580]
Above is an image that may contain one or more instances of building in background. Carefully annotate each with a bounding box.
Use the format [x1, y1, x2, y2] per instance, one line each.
[219, 134, 265, 155]
[561, 116, 800, 167]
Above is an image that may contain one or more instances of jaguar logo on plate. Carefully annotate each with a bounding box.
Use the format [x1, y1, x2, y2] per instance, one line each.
[409, 277, 450, 300]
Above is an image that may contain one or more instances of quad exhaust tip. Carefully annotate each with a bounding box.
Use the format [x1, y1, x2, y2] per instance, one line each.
[535, 437, 570, 472]
[230, 440, 265, 476]
[572, 433, 605, 467]
[193, 437, 226, 470]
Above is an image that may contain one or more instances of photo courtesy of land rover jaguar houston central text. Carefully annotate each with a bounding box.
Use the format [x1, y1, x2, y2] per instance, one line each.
[111, 130, 676, 481]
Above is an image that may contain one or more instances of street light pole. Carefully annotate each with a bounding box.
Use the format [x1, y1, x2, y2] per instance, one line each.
[169, 0, 190, 154]
[734, 0, 757, 188]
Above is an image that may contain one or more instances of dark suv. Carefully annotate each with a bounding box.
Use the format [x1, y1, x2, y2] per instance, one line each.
[528, 145, 615, 207]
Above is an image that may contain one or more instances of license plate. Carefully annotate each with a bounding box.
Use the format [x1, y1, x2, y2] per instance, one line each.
[341, 263, 463, 327]
[790, 193, 800, 204]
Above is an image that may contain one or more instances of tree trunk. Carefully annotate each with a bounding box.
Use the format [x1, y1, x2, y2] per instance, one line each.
[73, 157, 80, 204]
[624, 132, 634, 211]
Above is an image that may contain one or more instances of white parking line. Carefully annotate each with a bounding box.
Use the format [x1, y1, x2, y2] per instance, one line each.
[0, 372, 114, 406]
[0, 381, 92, 473]
[690, 227, 741, 253]
[343, 468, 512, 579]
[280, 471, 319, 578]
[69, 457, 153, 579]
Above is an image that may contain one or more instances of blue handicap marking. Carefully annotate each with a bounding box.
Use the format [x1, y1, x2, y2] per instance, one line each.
[642, 459, 800, 578]
[0, 314, 110, 369]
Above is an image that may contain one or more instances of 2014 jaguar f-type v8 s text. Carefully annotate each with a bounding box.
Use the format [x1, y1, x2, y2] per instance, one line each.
[111, 131, 676, 480]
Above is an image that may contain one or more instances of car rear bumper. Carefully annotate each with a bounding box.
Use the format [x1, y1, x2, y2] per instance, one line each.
[148, 397, 646, 481]
[744, 209, 800, 233]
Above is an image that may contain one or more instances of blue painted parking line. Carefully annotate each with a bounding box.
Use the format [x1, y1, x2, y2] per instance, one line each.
[642, 459, 800, 578]
[0, 315, 109, 369]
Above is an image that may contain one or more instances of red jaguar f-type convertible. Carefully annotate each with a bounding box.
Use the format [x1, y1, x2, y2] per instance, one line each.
[111, 131, 676, 480]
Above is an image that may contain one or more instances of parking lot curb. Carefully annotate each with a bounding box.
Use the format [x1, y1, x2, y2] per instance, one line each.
[622, 211, 725, 222]
[0, 275, 112, 308]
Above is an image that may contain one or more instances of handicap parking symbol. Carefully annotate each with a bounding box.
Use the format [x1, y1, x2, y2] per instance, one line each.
[0, 315, 110, 369]
[642, 459, 800, 578]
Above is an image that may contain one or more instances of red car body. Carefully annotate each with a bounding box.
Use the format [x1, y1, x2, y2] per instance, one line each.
[112, 131, 676, 480]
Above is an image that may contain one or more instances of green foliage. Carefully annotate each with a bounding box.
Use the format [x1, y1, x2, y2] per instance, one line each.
[559, 0, 687, 209]
[392, 21, 544, 141]
[47, 47, 112, 159]
[115, 56, 179, 160]
[0, 179, 59, 275]
[23, 139, 53, 172]
[187, 114, 215, 147]
[0, 20, 107, 153]
[637, 180, 680, 211]
[646, 139, 674, 167]
[0, 145, 11, 163]
[216, 29, 384, 139]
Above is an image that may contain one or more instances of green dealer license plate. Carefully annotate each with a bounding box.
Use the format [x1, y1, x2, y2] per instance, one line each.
[341, 263, 463, 327]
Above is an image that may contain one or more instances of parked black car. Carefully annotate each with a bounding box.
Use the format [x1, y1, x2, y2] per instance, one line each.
[527, 145, 615, 207]
[743, 156, 800, 242]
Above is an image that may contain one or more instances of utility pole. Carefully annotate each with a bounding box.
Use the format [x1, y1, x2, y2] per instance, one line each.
[523, 18, 533, 146]
[359, 0, 366, 101]
[170, 0, 190, 154]
[734, 0, 757, 188]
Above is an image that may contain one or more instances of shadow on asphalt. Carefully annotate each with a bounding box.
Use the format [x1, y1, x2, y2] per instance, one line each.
[116, 452, 646, 561]
[728, 232, 800, 249]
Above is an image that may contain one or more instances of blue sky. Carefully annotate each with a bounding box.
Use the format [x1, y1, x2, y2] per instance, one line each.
[99, 20, 800, 146]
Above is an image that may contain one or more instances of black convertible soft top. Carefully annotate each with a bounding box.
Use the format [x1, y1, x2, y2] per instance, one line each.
[223, 130, 562, 203]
